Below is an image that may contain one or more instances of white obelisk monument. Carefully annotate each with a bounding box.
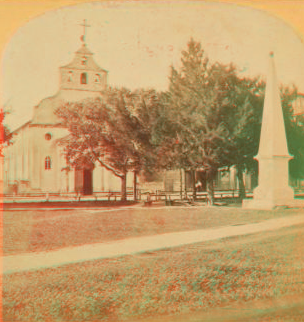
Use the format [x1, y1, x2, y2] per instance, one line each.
[243, 52, 302, 209]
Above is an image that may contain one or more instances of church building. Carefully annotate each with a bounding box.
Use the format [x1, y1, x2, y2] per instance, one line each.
[3, 24, 124, 195]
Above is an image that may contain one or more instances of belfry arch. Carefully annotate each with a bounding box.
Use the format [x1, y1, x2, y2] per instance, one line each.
[80, 72, 87, 84]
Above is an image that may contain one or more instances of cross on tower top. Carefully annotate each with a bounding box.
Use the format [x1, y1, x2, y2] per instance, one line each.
[80, 19, 91, 43]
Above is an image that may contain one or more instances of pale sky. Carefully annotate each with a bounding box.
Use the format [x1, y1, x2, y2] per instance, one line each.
[2, 1, 304, 130]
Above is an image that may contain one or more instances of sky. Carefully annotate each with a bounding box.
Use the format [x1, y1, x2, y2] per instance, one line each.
[2, 1, 304, 130]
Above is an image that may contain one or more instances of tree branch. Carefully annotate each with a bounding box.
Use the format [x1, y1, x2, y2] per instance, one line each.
[89, 147, 124, 178]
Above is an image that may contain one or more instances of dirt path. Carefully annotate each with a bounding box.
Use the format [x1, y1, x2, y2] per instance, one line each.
[3, 213, 304, 274]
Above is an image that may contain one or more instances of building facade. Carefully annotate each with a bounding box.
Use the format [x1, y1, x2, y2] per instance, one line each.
[3, 37, 126, 195]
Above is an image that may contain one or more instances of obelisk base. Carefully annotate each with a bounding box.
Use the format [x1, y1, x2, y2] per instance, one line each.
[243, 185, 304, 209]
[243, 197, 304, 210]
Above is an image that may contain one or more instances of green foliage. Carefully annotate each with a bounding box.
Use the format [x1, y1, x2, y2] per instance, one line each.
[0, 108, 13, 155]
[128, 88, 166, 175]
[157, 38, 267, 201]
[289, 113, 304, 180]
[281, 86, 304, 180]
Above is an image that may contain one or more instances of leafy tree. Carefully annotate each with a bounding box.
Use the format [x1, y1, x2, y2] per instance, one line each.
[162, 38, 265, 203]
[281, 86, 304, 184]
[288, 111, 304, 184]
[217, 73, 265, 200]
[56, 87, 160, 200]
[113, 88, 164, 199]
[131, 89, 167, 175]
[161, 39, 213, 199]
[0, 108, 13, 156]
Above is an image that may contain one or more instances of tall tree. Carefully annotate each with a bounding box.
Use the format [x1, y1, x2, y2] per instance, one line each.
[163, 38, 265, 203]
[131, 89, 167, 175]
[163, 39, 211, 199]
[111, 88, 164, 199]
[215, 71, 265, 200]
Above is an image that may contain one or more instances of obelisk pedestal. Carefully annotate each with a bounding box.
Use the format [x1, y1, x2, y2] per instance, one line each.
[243, 52, 303, 210]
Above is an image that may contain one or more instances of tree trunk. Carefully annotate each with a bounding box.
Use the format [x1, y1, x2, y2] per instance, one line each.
[192, 170, 197, 201]
[180, 168, 183, 200]
[236, 164, 246, 201]
[121, 173, 127, 201]
[206, 177, 215, 206]
[133, 171, 137, 201]
[184, 169, 188, 200]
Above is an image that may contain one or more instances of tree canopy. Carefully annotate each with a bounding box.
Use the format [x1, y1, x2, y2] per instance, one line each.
[155, 39, 267, 202]
[56, 87, 162, 200]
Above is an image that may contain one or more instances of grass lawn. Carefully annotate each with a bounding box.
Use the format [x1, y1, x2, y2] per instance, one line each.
[3, 206, 304, 255]
[3, 223, 304, 321]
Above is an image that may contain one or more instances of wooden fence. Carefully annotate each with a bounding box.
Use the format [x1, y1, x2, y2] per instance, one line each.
[3, 188, 303, 204]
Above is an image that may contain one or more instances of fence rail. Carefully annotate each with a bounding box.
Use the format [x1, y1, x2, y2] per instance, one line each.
[140, 189, 255, 205]
[3, 191, 134, 203]
[3, 188, 303, 204]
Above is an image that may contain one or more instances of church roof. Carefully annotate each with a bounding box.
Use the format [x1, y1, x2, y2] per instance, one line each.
[31, 94, 64, 125]
[61, 44, 107, 72]
[75, 44, 93, 55]
[32, 89, 103, 125]
[12, 121, 32, 134]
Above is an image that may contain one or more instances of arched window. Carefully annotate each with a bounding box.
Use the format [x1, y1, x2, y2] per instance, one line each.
[67, 71, 73, 82]
[94, 74, 101, 83]
[45, 156, 51, 170]
[81, 72, 88, 84]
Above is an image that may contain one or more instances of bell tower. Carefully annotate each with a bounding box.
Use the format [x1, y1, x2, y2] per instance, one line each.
[59, 19, 108, 94]
[32, 20, 108, 124]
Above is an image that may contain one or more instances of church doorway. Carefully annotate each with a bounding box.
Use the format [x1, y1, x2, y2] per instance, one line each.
[83, 169, 93, 195]
[75, 165, 94, 195]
